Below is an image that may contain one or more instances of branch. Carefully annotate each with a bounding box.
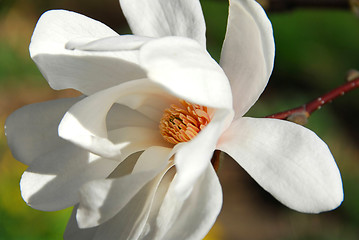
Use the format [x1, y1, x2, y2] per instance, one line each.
[266, 70, 359, 125]
[211, 150, 221, 172]
[211, 70, 359, 170]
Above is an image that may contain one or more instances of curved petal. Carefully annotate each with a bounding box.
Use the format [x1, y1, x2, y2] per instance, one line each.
[106, 104, 157, 131]
[140, 36, 233, 109]
[20, 144, 118, 211]
[5, 97, 81, 165]
[108, 127, 170, 161]
[220, 0, 275, 118]
[58, 79, 175, 158]
[65, 35, 151, 51]
[217, 117, 343, 213]
[91, 165, 175, 240]
[30, 10, 146, 94]
[174, 108, 233, 197]
[76, 146, 172, 228]
[64, 205, 98, 240]
[119, 0, 206, 46]
[108, 151, 142, 178]
[142, 165, 222, 240]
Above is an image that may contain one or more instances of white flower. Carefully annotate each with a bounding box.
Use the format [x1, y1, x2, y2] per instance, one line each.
[5, 0, 343, 239]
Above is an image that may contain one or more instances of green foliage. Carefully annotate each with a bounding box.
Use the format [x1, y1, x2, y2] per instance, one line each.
[0, 41, 42, 87]
[270, 10, 359, 90]
[201, 0, 228, 61]
[0, 0, 15, 16]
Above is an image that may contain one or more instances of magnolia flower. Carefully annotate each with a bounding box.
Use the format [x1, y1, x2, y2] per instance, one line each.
[5, 0, 343, 239]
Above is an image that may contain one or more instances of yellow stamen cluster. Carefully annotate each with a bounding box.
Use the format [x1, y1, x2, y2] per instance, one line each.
[159, 100, 211, 145]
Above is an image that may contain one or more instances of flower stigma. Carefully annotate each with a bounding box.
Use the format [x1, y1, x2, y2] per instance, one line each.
[159, 100, 211, 145]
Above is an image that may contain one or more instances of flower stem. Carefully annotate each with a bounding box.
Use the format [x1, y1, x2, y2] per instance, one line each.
[266, 70, 359, 125]
[211, 150, 222, 172]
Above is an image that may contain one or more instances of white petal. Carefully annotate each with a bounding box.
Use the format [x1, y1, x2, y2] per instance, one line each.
[59, 79, 175, 158]
[30, 10, 146, 94]
[139, 168, 176, 239]
[76, 146, 172, 228]
[107, 151, 142, 178]
[106, 104, 157, 131]
[65, 35, 151, 51]
[92, 165, 175, 240]
[218, 117, 343, 213]
[20, 144, 117, 211]
[140, 36, 233, 109]
[64, 205, 98, 240]
[143, 166, 222, 240]
[30, 10, 118, 55]
[174, 108, 233, 197]
[132, 146, 173, 174]
[220, 0, 275, 117]
[108, 127, 170, 161]
[120, 0, 206, 46]
[91, 180, 154, 240]
[5, 97, 81, 165]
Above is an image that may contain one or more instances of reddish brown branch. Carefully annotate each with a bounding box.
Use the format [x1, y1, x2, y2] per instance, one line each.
[266, 74, 359, 124]
[211, 73, 359, 170]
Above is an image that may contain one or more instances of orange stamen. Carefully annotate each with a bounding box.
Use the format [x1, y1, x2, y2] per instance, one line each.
[159, 100, 211, 144]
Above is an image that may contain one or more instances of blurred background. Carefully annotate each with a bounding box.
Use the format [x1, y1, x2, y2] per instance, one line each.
[0, 0, 358, 239]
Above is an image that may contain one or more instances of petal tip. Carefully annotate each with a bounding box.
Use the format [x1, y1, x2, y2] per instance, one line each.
[76, 208, 100, 229]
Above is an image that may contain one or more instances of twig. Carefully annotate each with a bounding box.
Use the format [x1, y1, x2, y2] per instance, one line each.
[212, 71, 359, 170]
[266, 70, 359, 125]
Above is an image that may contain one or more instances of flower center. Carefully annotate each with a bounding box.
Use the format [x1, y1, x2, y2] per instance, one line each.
[159, 100, 211, 144]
